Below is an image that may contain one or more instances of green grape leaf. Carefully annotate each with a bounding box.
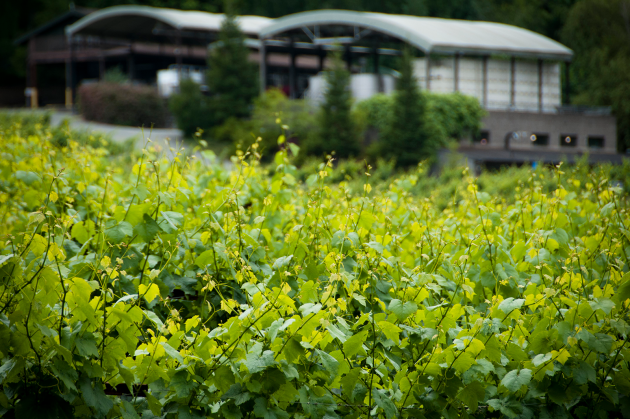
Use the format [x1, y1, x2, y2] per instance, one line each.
[373, 389, 398, 419]
[388, 299, 418, 322]
[589, 298, 615, 315]
[120, 401, 141, 419]
[613, 273, 630, 304]
[498, 297, 525, 314]
[133, 213, 161, 242]
[75, 334, 99, 358]
[458, 381, 485, 411]
[171, 370, 195, 398]
[500, 369, 532, 393]
[316, 349, 339, 378]
[78, 375, 114, 416]
[245, 350, 276, 374]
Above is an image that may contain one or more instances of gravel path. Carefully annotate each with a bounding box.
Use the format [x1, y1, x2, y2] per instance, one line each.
[48, 110, 186, 153]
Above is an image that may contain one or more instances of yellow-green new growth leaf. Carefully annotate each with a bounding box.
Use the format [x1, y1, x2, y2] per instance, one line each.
[139, 283, 160, 303]
[377, 321, 402, 343]
[343, 330, 369, 358]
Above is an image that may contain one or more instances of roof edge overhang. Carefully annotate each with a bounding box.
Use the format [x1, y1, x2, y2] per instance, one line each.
[66, 5, 188, 37]
[15, 8, 93, 45]
[260, 9, 573, 61]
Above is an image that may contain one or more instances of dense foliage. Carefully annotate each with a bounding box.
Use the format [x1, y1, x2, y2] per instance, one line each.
[562, 0, 630, 152]
[170, 12, 259, 136]
[1, 120, 630, 418]
[169, 79, 215, 138]
[303, 54, 361, 159]
[78, 82, 168, 128]
[378, 49, 428, 167]
[206, 11, 259, 125]
[355, 90, 485, 160]
[213, 89, 318, 158]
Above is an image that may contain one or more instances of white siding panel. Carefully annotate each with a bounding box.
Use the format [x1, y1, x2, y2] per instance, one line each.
[486, 59, 511, 110]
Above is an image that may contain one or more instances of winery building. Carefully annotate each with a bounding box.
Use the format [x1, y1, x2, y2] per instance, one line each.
[13, 6, 621, 164]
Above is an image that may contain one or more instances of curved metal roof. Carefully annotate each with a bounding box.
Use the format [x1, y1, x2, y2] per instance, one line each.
[65, 5, 272, 37]
[260, 10, 573, 61]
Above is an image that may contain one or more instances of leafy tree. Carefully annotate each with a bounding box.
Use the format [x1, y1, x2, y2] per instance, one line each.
[381, 48, 429, 166]
[562, 0, 630, 152]
[206, 8, 259, 125]
[305, 52, 360, 158]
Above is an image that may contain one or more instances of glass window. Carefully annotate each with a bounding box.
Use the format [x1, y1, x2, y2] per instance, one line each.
[530, 133, 549, 146]
[474, 130, 490, 145]
[588, 136, 604, 148]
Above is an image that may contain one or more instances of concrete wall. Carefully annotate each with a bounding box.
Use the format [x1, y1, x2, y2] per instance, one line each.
[476, 110, 617, 153]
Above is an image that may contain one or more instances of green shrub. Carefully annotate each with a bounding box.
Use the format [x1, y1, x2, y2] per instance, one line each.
[78, 82, 168, 128]
[425, 91, 486, 140]
[169, 78, 215, 138]
[0, 111, 50, 137]
[0, 111, 132, 156]
[303, 53, 361, 158]
[211, 88, 318, 159]
[355, 88, 486, 163]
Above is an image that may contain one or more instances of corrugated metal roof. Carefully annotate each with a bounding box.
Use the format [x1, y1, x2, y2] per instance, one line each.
[66, 6, 572, 61]
[66, 6, 273, 37]
[261, 10, 573, 61]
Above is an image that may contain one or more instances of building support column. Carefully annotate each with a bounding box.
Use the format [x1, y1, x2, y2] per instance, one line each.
[510, 57, 516, 109]
[426, 54, 431, 91]
[318, 46, 325, 73]
[345, 44, 352, 70]
[66, 35, 76, 110]
[373, 45, 383, 93]
[564, 62, 570, 105]
[176, 31, 182, 85]
[26, 39, 38, 109]
[259, 40, 267, 95]
[482, 56, 488, 108]
[289, 39, 296, 99]
[28, 61, 38, 109]
[454, 53, 460, 92]
[537, 59, 543, 112]
[127, 46, 135, 81]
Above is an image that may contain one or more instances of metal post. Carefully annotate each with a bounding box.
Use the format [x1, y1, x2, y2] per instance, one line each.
[29, 62, 37, 109]
[259, 40, 267, 95]
[482, 56, 488, 108]
[510, 57, 516, 109]
[537, 59, 543, 112]
[426, 54, 431, 91]
[289, 38, 296, 99]
[454, 53, 460, 92]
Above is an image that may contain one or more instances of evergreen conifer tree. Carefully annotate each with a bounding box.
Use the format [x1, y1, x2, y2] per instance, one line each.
[308, 52, 360, 158]
[206, 8, 259, 125]
[382, 48, 428, 166]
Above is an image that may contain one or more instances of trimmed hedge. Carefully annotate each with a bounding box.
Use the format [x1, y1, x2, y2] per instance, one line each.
[78, 82, 168, 128]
